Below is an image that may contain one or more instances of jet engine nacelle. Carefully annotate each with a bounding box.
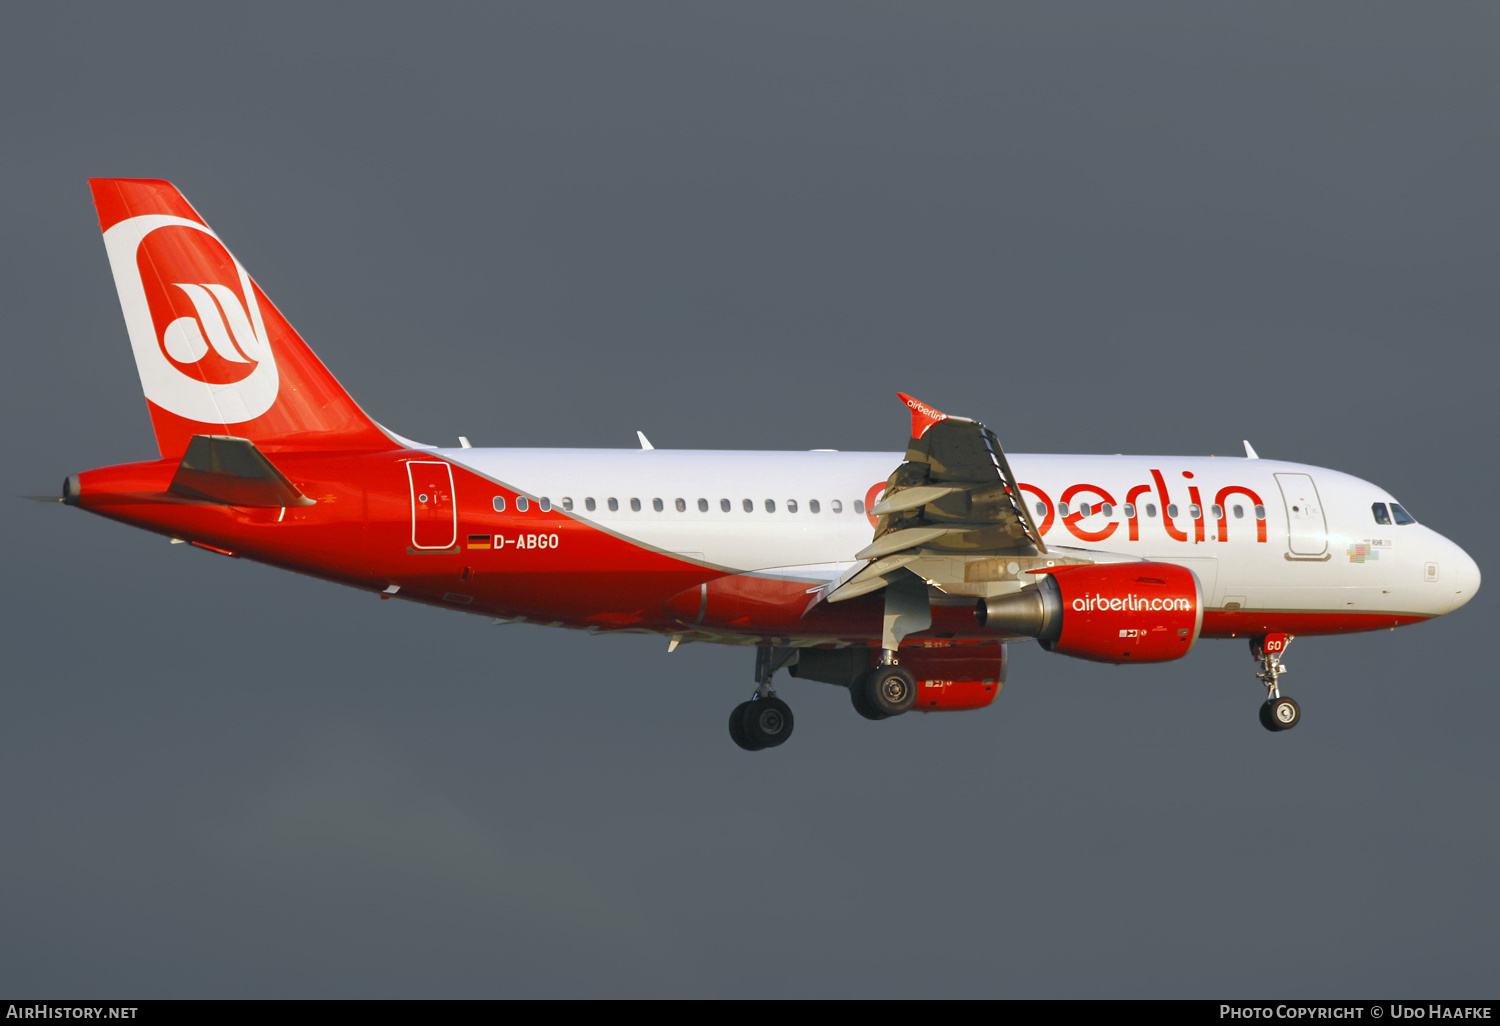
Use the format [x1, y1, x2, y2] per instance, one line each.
[789, 643, 1005, 711]
[975, 562, 1203, 664]
[912, 679, 1001, 711]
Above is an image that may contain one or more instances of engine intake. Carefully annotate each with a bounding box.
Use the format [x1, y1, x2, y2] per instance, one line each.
[976, 562, 1203, 664]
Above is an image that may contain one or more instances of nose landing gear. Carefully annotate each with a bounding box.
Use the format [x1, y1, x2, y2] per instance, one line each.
[1252, 633, 1300, 731]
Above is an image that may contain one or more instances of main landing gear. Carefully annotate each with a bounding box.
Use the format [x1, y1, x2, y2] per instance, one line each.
[729, 646, 797, 751]
[849, 653, 917, 721]
[1252, 633, 1301, 732]
[724, 645, 920, 750]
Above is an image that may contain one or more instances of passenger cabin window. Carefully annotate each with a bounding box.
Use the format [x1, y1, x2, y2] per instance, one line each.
[787, 499, 798, 513]
[810, 500, 821, 513]
[1101, 503, 1113, 517]
[516, 497, 529, 512]
[1035, 502, 1046, 517]
[675, 498, 686, 512]
[1210, 504, 1222, 520]
[1254, 505, 1266, 520]
[652, 498, 663, 512]
[608, 498, 619, 512]
[1059, 502, 1071, 517]
[1123, 503, 1135, 518]
[1391, 503, 1417, 525]
[698, 498, 709, 512]
[562, 498, 573, 512]
[585, 498, 596, 512]
[1167, 504, 1178, 519]
[854, 500, 865, 515]
[492, 496, 506, 512]
[630, 498, 642, 512]
[765, 499, 776, 513]
[539, 498, 551, 512]
[1189, 504, 1201, 520]
[1079, 503, 1091, 517]
[1233, 505, 1244, 519]
[743, 499, 753, 513]
[1372, 502, 1392, 525]
[720, 499, 731, 512]
[832, 500, 843, 514]
[1146, 504, 1158, 518]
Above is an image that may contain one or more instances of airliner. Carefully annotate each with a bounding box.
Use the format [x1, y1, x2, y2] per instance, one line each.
[53, 179, 1481, 750]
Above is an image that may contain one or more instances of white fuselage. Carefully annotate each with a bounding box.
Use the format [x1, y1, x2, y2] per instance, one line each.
[441, 448, 1479, 622]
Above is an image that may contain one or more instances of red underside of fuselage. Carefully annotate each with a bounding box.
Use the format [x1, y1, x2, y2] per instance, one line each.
[72, 451, 1431, 648]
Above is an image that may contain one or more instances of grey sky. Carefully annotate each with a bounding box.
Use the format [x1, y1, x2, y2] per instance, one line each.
[2, 3, 1496, 997]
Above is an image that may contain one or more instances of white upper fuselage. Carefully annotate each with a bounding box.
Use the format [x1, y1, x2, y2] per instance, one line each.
[441, 447, 1479, 621]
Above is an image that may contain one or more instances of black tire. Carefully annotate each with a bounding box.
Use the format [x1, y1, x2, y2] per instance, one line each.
[742, 696, 795, 748]
[863, 666, 917, 718]
[1258, 700, 1279, 732]
[729, 701, 762, 751]
[849, 673, 888, 720]
[1268, 696, 1301, 731]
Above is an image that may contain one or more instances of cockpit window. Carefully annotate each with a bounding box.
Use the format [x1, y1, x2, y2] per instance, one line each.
[1372, 502, 1391, 525]
[1391, 503, 1417, 525]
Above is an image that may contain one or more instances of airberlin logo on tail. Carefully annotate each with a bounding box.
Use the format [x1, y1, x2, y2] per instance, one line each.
[102, 214, 279, 424]
[162, 282, 269, 367]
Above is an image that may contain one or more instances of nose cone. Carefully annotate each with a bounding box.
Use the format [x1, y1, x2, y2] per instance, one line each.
[1437, 536, 1481, 614]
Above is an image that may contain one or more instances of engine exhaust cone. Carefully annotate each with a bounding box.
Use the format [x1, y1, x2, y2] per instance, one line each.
[975, 578, 1062, 640]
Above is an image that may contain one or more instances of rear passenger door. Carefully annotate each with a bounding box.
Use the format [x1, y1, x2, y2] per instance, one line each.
[407, 461, 457, 550]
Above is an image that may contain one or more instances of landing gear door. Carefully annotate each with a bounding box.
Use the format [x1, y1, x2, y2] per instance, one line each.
[1274, 473, 1327, 557]
[407, 461, 457, 550]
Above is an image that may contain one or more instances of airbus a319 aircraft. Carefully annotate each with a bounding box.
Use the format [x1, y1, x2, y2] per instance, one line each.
[54, 179, 1480, 750]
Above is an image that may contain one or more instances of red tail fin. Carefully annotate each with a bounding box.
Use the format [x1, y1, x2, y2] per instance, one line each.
[90, 179, 394, 458]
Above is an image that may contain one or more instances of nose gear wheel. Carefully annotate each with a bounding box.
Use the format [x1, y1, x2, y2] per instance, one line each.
[1251, 634, 1300, 732]
[1259, 696, 1301, 732]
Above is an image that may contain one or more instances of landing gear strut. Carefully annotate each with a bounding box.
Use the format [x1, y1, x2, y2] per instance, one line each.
[849, 650, 917, 720]
[729, 645, 797, 751]
[1252, 633, 1301, 732]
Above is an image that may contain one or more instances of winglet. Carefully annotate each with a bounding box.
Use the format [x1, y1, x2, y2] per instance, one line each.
[1243, 440, 1259, 459]
[896, 393, 948, 439]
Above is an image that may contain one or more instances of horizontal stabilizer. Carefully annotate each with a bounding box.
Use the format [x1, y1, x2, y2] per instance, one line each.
[168, 435, 315, 508]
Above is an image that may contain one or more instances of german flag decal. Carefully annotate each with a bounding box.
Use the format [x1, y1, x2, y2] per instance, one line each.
[467, 534, 492, 549]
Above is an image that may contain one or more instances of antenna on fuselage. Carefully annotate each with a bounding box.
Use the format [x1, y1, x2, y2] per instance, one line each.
[637, 431, 655, 450]
[1243, 440, 1260, 459]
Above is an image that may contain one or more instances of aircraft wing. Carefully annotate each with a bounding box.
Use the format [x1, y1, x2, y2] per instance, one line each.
[823, 394, 1046, 604]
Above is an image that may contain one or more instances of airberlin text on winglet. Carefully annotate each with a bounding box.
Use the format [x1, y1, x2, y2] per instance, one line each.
[897, 392, 949, 439]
